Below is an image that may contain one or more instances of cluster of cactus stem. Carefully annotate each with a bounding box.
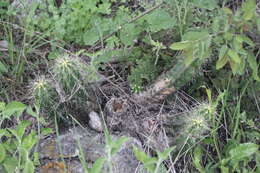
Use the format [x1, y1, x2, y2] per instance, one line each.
[29, 55, 98, 118]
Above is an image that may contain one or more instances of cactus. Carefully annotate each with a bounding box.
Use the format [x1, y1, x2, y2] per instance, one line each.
[30, 75, 57, 108]
[135, 54, 205, 102]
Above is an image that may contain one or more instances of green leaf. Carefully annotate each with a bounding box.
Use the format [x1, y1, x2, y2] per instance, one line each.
[41, 128, 53, 136]
[33, 152, 40, 166]
[120, 23, 141, 46]
[133, 147, 157, 172]
[90, 157, 106, 173]
[157, 146, 175, 160]
[227, 49, 241, 64]
[236, 35, 254, 46]
[143, 9, 176, 32]
[216, 55, 228, 70]
[8, 121, 31, 142]
[169, 41, 192, 50]
[191, 0, 218, 10]
[247, 53, 260, 81]
[233, 38, 242, 51]
[184, 48, 194, 66]
[0, 144, 6, 163]
[219, 45, 228, 58]
[242, 0, 256, 20]
[2, 101, 26, 119]
[83, 28, 100, 45]
[229, 143, 258, 163]
[222, 7, 233, 15]
[22, 130, 37, 151]
[183, 30, 209, 41]
[229, 59, 239, 75]
[111, 136, 128, 155]
[3, 157, 18, 173]
[17, 121, 31, 140]
[23, 159, 34, 173]
[96, 3, 111, 14]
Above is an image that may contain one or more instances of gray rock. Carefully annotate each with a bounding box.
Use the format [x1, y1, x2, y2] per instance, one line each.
[88, 111, 103, 132]
[37, 127, 145, 173]
[11, 0, 42, 9]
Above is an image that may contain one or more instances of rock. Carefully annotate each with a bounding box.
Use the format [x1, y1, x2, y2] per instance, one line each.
[88, 111, 103, 132]
[37, 127, 145, 173]
[11, 0, 42, 9]
[0, 40, 8, 51]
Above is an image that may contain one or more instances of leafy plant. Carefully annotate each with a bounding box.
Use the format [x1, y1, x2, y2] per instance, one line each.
[0, 121, 37, 173]
[133, 146, 175, 173]
[0, 101, 26, 126]
[212, 0, 259, 81]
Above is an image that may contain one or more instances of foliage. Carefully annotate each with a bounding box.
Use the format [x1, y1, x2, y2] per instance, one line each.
[212, 0, 259, 80]
[0, 102, 52, 173]
[134, 146, 175, 173]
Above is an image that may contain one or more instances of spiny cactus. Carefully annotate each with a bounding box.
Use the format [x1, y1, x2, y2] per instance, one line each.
[29, 55, 100, 120]
[30, 75, 57, 108]
[165, 103, 211, 151]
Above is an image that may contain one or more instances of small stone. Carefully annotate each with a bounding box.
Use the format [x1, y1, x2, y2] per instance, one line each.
[88, 111, 103, 132]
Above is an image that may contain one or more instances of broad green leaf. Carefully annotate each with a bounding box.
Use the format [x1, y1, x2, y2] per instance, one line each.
[22, 130, 37, 151]
[23, 159, 34, 173]
[237, 58, 246, 75]
[8, 121, 31, 142]
[183, 30, 209, 41]
[191, 0, 218, 10]
[247, 53, 260, 81]
[26, 106, 38, 118]
[216, 55, 228, 70]
[111, 136, 128, 155]
[184, 48, 194, 66]
[90, 157, 106, 173]
[242, 0, 256, 20]
[17, 121, 31, 140]
[233, 38, 242, 51]
[229, 59, 239, 75]
[41, 128, 53, 136]
[3, 157, 18, 173]
[133, 147, 157, 172]
[222, 7, 233, 15]
[2, 101, 26, 119]
[96, 3, 111, 14]
[219, 45, 228, 59]
[169, 41, 192, 50]
[120, 23, 142, 46]
[33, 152, 40, 166]
[83, 28, 100, 45]
[157, 146, 175, 160]
[0, 144, 6, 163]
[236, 35, 254, 46]
[223, 32, 233, 41]
[229, 143, 258, 163]
[143, 9, 176, 32]
[227, 49, 241, 64]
